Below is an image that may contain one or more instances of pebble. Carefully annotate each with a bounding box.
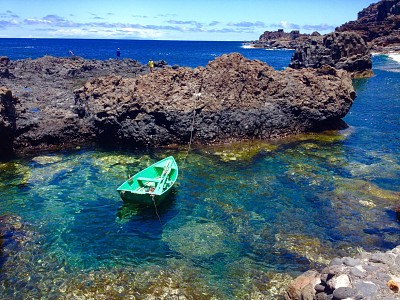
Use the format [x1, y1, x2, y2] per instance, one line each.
[332, 286, 357, 299]
[354, 281, 378, 298]
[350, 266, 365, 278]
[330, 258, 344, 266]
[343, 257, 360, 267]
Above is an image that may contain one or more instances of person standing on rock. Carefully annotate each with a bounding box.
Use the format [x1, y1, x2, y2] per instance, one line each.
[148, 59, 154, 73]
[116, 48, 121, 60]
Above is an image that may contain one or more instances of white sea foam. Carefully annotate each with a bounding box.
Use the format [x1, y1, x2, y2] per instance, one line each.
[241, 44, 255, 49]
[388, 53, 400, 64]
[265, 48, 292, 51]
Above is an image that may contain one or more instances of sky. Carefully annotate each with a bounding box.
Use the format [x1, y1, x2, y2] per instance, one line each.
[0, 0, 377, 41]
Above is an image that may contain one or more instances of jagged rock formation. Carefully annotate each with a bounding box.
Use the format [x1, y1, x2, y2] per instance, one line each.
[250, 29, 321, 49]
[289, 32, 373, 78]
[75, 53, 355, 147]
[336, 0, 400, 51]
[0, 56, 147, 154]
[0, 53, 356, 155]
[0, 87, 16, 157]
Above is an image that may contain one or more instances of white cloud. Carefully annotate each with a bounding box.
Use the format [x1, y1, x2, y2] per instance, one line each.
[25, 18, 52, 25]
[118, 27, 164, 39]
[279, 20, 300, 30]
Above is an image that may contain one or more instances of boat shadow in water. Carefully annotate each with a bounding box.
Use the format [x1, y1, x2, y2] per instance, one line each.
[116, 188, 178, 223]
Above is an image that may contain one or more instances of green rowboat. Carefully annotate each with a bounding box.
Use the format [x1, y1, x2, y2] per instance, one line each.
[117, 156, 178, 205]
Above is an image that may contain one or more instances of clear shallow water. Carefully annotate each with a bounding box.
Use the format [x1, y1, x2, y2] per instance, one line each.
[0, 43, 399, 299]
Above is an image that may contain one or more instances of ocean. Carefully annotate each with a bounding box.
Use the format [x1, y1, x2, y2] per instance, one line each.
[0, 39, 399, 299]
[0, 38, 292, 70]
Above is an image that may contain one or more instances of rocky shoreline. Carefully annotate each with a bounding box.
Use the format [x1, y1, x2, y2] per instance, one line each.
[0, 53, 356, 157]
[286, 246, 400, 300]
[249, 0, 400, 78]
[0, 56, 147, 156]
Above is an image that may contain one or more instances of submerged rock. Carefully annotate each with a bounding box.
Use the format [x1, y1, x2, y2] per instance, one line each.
[162, 220, 229, 257]
[274, 233, 332, 266]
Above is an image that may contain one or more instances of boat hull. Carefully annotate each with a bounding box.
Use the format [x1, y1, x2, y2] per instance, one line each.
[118, 187, 172, 205]
[116, 156, 178, 206]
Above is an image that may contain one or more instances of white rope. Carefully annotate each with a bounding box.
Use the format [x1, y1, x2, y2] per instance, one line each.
[151, 195, 162, 226]
[181, 84, 201, 172]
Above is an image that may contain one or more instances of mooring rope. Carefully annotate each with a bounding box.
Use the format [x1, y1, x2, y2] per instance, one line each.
[181, 84, 201, 173]
[151, 85, 200, 224]
[151, 194, 162, 226]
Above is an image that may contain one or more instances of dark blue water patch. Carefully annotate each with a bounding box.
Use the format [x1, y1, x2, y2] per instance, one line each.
[0, 38, 292, 70]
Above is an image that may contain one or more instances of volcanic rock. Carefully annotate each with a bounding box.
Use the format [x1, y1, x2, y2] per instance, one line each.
[0, 55, 147, 154]
[286, 246, 400, 299]
[250, 29, 321, 49]
[75, 53, 356, 147]
[0, 53, 357, 155]
[0, 87, 16, 156]
[289, 32, 373, 78]
[336, 0, 400, 52]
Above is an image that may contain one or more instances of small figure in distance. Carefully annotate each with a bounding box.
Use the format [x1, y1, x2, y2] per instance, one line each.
[148, 59, 154, 73]
[69, 50, 75, 58]
[116, 48, 121, 60]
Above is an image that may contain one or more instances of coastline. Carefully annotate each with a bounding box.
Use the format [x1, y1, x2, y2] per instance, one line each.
[0, 40, 396, 300]
[371, 50, 400, 65]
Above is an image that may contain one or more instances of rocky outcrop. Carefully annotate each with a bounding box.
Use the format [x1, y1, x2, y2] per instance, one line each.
[0, 87, 16, 156]
[289, 32, 373, 78]
[0, 55, 148, 154]
[286, 246, 400, 300]
[75, 53, 355, 147]
[0, 53, 356, 154]
[250, 29, 321, 49]
[336, 0, 400, 52]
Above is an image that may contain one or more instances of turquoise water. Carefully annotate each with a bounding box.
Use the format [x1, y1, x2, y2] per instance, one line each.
[1, 54, 400, 299]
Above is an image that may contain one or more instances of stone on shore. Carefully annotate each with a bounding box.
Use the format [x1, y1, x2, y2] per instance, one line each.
[284, 270, 320, 300]
[285, 245, 400, 300]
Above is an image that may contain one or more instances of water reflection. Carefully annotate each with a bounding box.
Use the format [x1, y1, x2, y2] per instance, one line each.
[116, 189, 178, 223]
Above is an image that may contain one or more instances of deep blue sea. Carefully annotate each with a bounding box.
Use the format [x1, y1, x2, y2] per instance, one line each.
[0, 39, 399, 299]
[0, 38, 292, 69]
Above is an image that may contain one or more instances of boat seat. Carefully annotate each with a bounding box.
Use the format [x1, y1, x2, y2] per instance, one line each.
[137, 177, 162, 183]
